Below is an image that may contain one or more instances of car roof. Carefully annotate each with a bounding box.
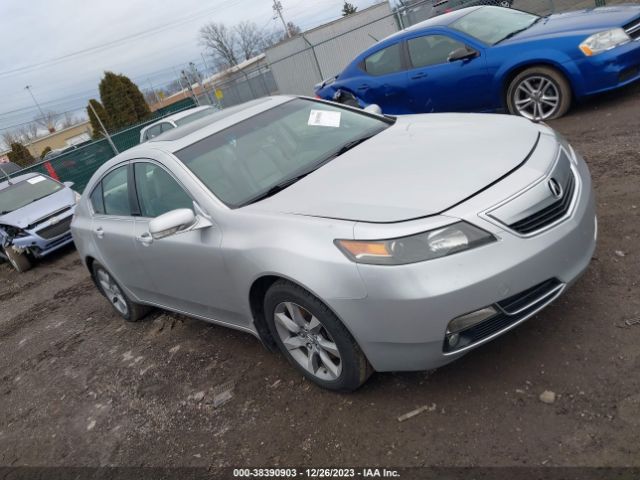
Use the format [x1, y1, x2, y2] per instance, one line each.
[143, 105, 215, 130]
[376, 6, 481, 43]
[0, 172, 43, 191]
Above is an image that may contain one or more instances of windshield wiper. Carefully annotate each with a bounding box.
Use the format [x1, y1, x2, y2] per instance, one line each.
[329, 135, 375, 159]
[495, 17, 543, 44]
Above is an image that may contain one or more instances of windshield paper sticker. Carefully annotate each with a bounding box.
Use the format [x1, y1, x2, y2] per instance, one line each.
[308, 110, 341, 128]
[27, 176, 46, 184]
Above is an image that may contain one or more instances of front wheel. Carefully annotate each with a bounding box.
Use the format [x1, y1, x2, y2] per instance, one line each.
[506, 66, 572, 120]
[3, 246, 32, 273]
[264, 280, 372, 392]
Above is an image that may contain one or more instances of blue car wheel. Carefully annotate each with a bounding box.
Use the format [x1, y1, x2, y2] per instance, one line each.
[506, 66, 572, 121]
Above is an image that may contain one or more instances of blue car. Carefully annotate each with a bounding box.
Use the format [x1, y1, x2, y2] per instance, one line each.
[315, 5, 640, 120]
[0, 172, 78, 272]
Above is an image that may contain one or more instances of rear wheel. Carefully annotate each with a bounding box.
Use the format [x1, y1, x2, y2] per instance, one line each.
[92, 262, 150, 322]
[3, 246, 32, 273]
[264, 280, 372, 391]
[506, 66, 571, 120]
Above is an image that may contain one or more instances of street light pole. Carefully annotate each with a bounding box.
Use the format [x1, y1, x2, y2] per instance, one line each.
[273, 0, 291, 39]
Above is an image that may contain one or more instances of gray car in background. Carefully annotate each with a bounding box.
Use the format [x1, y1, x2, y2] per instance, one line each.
[71, 96, 596, 391]
[139, 105, 218, 143]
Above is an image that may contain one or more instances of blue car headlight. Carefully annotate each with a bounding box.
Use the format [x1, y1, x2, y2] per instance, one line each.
[335, 222, 496, 265]
[579, 28, 631, 56]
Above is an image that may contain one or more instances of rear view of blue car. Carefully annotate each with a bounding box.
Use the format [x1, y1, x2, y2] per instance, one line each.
[0, 172, 79, 272]
[316, 5, 640, 120]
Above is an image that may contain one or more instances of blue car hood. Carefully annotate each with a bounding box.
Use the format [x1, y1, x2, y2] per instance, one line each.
[504, 5, 640, 42]
[0, 188, 76, 229]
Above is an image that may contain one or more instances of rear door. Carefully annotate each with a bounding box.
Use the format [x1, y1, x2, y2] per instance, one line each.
[404, 32, 491, 112]
[89, 163, 148, 296]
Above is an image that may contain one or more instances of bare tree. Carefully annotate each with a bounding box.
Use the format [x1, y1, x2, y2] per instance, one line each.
[235, 21, 274, 61]
[60, 111, 80, 129]
[34, 111, 60, 133]
[199, 22, 239, 68]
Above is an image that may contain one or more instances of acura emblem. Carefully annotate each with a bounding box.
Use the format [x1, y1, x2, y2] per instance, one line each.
[548, 178, 563, 199]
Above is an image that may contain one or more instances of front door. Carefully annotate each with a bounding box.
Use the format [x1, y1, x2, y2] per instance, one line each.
[404, 33, 491, 113]
[130, 161, 237, 325]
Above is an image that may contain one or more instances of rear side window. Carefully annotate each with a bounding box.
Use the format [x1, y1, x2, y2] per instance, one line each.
[408, 35, 466, 68]
[364, 43, 404, 76]
[134, 163, 192, 218]
[90, 182, 105, 215]
[101, 166, 131, 216]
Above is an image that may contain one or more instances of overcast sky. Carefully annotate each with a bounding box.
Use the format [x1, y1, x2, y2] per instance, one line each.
[0, 0, 382, 135]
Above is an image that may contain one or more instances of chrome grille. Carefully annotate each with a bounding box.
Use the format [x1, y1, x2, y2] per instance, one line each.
[509, 171, 576, 235]
[625, 17, 640, 40]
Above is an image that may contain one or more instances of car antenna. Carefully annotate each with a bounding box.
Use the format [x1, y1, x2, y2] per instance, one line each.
[0, 164, 12, 185]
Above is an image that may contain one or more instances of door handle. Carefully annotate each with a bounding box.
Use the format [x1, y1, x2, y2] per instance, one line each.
[94, 227, 104, 239]
[410, 72, 427, 80]
[357, 84, 370, 91]
[136, 232, 153, 246]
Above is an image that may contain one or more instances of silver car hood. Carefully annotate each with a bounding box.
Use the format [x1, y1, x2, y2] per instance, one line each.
[0, 188, 76, 228]
[249, 113, 540, 223]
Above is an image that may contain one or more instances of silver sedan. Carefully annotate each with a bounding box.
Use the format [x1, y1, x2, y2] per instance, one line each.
[71, 96, 597, 391]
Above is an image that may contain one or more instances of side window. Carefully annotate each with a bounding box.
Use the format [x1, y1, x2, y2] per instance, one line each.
[146, 124, 163, 139]
[134, 163, 193, 218]
[364, 43, 404, 76]
[102, 166, 131, 216]
[407, 35, 466, 69]
[90, 182, 105, 215]
[159, 122, 174, 133]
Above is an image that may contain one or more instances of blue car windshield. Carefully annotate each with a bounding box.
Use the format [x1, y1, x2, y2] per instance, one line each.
[0, 176, 62, 215]
[451, 7, 540, 45]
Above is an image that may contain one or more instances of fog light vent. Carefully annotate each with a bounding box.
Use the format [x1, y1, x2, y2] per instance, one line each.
[447, 307, 497, 335]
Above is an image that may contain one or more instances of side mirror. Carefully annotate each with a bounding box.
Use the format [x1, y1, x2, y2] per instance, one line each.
[363, 104, 383, 115]
[448, 47, 478, 63]
[63, 181, 75, 188]
[149, 208, 196, 240]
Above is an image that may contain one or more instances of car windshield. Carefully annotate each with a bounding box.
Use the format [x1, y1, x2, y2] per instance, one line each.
[0, 176, 63, 215]
[174, 98, 391, 207]
[451, 7, 540, 45]
[174, 108, 217, 126]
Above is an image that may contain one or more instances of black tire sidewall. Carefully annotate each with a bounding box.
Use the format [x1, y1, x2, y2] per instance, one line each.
[264, 281, 370, 392]
[3, 246, 32, 273]
[507, 67, 572, 120]
[91, 262, 137, 322]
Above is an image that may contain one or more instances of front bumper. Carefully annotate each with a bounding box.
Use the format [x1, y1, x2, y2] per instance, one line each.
[570, 38, 640, 97]
[10, 210, 75, 258]
[328, 152, 597, 372]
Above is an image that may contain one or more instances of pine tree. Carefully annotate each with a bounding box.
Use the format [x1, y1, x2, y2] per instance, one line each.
[86, 99, 112, 138]
[40, 146, 52, 159]
[342, 1, 358, 16]
[98, 72, 151, 131]
[7, 142, 35, 168]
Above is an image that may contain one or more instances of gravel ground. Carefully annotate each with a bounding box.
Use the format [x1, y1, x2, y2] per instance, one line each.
[0, 83, 639, 470]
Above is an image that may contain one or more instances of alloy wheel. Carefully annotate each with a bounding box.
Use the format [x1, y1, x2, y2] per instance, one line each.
[273, 302, 342, 381]
[96, 269, 128, 316]
[513, 75, 561, 120]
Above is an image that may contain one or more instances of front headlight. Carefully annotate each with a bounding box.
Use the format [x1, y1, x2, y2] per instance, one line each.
[335, 221, 496, 265]
[579, 28, 630, 56]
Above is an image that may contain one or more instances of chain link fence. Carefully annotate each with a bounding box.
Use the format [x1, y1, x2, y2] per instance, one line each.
[9, 98, 196, 192]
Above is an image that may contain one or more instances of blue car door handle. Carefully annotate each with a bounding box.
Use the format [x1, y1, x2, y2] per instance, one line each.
[410, 72, 428, 80]
[357, 84, 370, 91]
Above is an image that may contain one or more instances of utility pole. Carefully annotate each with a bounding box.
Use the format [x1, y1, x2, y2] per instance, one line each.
[190, 62, 215, 106]
[181, 69, 200, 106]
[88, 101, 119, 155]
[24, 85, 49, 130]
[147, 79, 162, 106]
[272, 0, 291, 39]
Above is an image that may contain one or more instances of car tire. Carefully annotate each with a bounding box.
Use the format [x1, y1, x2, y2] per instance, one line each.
[264, 280, 372, 392]
[506, 66, 572, 120]
[3, 246, 32, 273]
[92, 262, 151, 322]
